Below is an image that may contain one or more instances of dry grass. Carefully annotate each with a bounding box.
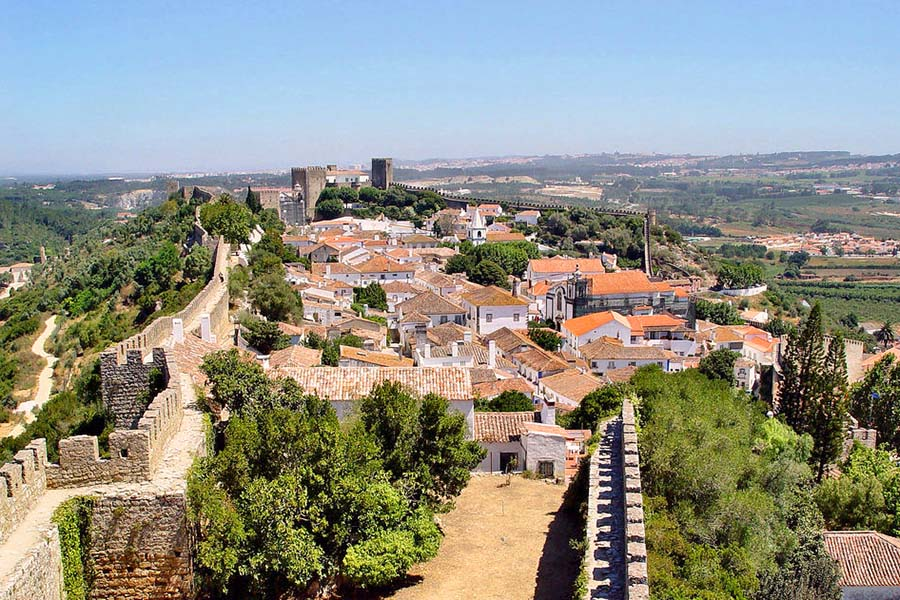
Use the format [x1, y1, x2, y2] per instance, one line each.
[384, 475, 580, 600]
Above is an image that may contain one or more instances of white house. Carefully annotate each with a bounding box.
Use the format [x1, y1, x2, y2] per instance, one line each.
[396, 291, 467, 327]
[579, 338, 672, 376]
[460, 286, 530, 335]
[514, 210, 540, 226]
[561, 310, 632, 351]
[537, 369, 606, 411]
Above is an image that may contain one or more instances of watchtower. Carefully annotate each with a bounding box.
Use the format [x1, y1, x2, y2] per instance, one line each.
[371, 158, 393, 190]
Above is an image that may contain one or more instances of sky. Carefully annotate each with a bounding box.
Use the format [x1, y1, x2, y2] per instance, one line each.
[2, 0, 899, 175]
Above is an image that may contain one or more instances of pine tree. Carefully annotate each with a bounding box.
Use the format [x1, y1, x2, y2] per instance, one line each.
[245, 186, 262, 214]
[778, 303, 825, 431]
[809, 333, 848, 481]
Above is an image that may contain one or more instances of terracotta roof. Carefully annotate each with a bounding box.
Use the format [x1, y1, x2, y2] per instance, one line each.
[426, 322, 477, 347]
[562, 311, 630, 337]
[355, 255, 416, 274]
[472, 377, 535, 399]
[277, 366, 473, 401]
[399, 311, 430, 324]
[277, 321, 327, 338]
[580, 338, 672, 361]
[486, 232, 527, 242]
[269, 345, 322, 368]
[512, 347, 569, 373]
[539, 369, 606, 405]
[604, 366, 637, 383]
[517, 210, 541, 217]
[312, 262, 359, 276]
[528, 257, 607, 274]
[168, 334, 224, 386]
[430, 343, 517, 369]
[626, 314, 686, 335]
[340, 346, 413, 367]
[475, 411, 535, 443]
[531, 281, 551, 297]
[402, 234, 438, 245]
[824, 530, 900, 587]
[416, 271, 458, 288]
[382, 281, 425, 294]
[583, 271, 671, 295]
[483, 327, 537, 354]
[862, 347, 900, 371]
[398, 291, 466, 316]
[461, 286, 529, 307]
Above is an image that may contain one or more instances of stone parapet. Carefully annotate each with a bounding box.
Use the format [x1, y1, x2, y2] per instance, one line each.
[0, 440, 49, 544]
[582, 398, 649, 600]
[0, 527, 63, 600]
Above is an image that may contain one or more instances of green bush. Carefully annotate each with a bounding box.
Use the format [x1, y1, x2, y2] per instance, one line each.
[52, 496, 96, 600]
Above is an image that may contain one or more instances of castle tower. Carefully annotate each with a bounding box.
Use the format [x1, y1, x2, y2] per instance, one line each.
[371, 158, 393, 190]
[291, 166, 327, 221]
[467, 208, 487, 246]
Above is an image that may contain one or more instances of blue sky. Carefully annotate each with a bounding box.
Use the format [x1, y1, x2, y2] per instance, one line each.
[2, 1, 899, 174]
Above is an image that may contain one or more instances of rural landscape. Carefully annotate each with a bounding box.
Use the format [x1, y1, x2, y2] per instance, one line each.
[3, 2, 900, 600]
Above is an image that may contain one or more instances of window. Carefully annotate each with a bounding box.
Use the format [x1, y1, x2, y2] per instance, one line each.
[440, 316, 448, 324]
[537, 461, 554, 478]
[513, 312, 520, 322]
[556, 291, 563, 312]
[486, 313, 493, 323]
[608, 361, 616, 369]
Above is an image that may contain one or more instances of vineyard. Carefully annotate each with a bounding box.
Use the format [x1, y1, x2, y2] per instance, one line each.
[772, 280, 900, 324]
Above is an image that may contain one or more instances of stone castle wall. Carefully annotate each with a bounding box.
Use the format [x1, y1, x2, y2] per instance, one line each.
[582, 399, 649, 600]
[0, 440, 49, 545]
[0, 527, 63, 600]
[89, 491, 193, 600]
[101, 348, 170, 429]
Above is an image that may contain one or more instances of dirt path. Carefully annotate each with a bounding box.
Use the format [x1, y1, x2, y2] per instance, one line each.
[15, 314, 59, 423]
[387, 475, 580, 600]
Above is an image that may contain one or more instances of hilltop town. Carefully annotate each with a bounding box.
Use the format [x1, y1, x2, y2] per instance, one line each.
[2, 154, 900, 600]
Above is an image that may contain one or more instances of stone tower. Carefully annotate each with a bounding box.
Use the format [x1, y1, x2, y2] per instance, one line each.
[291, 166, 326, 222]
[371, 157, 393, 190]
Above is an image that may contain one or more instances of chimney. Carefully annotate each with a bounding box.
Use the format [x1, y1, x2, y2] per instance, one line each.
[423, 343, 432, 359]
[511, 278, 519, 297]
[463, 330, 473, 343]
[451, 341, 460, 357]
[325, 264, 332, 276]
[488, 340, 497, 368]
[172, 318, 184, 344]
[200, 314, 215, 343]
[259, 355, 270, 371]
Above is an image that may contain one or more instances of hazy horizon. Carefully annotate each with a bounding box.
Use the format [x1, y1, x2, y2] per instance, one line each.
[3, 1, 899, 174]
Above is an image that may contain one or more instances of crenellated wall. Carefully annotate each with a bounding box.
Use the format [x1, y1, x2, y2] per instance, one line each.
[0, 440, 49, 545]
[0, 527, 63, 600]
[582, 399, 649, 600]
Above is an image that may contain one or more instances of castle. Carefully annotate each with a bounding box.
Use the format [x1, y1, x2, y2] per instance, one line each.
[289, 158, 394, 223]
[0, 226, 232, 599]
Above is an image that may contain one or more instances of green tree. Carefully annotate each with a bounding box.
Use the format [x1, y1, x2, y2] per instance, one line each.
[250, 273, 302, 322]
[444, 254, 475, 275]
[315, 195, 344, 221]
[245, 186, 262, 214]
[557, 384, 627, 431]
[134, 242, 182, 291]
[241, 316, 289, 355]
[693, 298, 744, 325]
[475, 390, 533, 412]
[353, 282, 388, 311]
[473, 242, 538, 278]
[876, 321, 896, 348]
[358, 381, 485, 509]
[199, 195, 253, 244]
[469, 259, 508, 288]
[528, 328, 561, 351]
[189, 357, 479, 596]
[183, 244, 212, 281]
[698, 348, 739, 384]
[849, 354, 900, 452]
[716, 262, 764, 289]
[808, 334, 848, 481]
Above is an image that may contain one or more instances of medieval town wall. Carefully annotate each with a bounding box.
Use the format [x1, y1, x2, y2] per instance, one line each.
[0, 527, 63, 600]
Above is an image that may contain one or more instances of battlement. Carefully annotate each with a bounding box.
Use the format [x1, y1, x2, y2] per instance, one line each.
[582, 399, 649, 599]
[0, 440, 49, 545]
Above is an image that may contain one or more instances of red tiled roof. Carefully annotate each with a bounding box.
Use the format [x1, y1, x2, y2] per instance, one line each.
[398, 291, 466, 316]
[528, 257, 607, 274]
[474, 411, 535, 443]
[276, 366, 473, 401]
[268, 345, 322, 368]
[461, 286, 528, 307]
[472, 377, 535, 399]
[563, 311, 630, 337]
[824, 530, 900, 587]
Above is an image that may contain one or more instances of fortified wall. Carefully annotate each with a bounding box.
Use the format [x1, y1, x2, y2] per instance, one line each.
[582, 399, 649, 600]
[0, 236, 231, 599]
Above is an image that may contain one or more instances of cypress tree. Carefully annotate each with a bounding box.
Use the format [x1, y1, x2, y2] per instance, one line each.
[245, 186, 262, 214]
[778, 303, 825, 431]
[809, 333, 848, 481]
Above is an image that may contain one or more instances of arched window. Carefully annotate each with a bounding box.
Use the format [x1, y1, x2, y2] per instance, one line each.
[556, 290, 563, 312]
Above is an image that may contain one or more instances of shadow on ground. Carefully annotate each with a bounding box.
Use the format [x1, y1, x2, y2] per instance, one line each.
[533, 503, 582, 600]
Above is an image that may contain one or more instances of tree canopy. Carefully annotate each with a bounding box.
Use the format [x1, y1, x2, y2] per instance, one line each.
[189, 353, 483, 596]
[199, 195, 253, 244]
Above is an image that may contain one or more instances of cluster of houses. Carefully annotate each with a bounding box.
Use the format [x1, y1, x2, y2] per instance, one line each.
[224, 203, 816, 483]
